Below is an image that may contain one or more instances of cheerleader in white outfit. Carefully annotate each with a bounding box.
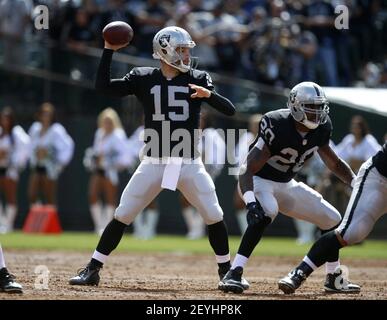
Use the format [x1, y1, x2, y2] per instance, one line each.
[28, 103, 74, 205]
[84, 108, 128, 234]
[0, 107, 30, 233]
[336, 115, 381, 173]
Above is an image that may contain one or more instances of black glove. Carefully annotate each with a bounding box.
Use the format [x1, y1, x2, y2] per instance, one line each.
[246, 201, 266, 226]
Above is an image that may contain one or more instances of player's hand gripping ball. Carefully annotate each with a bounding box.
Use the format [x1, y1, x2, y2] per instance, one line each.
[103, 21, 133, 46]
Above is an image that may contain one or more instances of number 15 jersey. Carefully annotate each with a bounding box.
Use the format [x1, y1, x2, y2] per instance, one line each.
[96, 49, 235, 159]
[124, 67, 214, 158]
[252, 109, 332, 182]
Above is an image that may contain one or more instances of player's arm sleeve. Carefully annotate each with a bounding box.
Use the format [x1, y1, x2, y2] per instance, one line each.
[257, 115, 277, 154]
[205, 92, 236, 116]
[201, 72, 235, 116]
[95, 49, 136, 97]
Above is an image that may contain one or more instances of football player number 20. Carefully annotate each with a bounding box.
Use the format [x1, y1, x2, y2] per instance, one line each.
[151, 85, 189, 121]
[261, 118, 319, 173]
[268, 146, 318, 173]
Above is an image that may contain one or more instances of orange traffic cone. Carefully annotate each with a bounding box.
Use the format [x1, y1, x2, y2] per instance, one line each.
[23, 205, 62, 234]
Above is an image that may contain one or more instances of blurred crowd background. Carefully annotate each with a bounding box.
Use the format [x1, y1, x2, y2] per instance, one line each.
[0, 0, 386, 240]
[1, 0, 387, 88]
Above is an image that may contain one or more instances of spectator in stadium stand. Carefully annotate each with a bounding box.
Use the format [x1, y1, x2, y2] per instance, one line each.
[349, 0, 381, 65]
[134, 0, 170, 58]
[65, 8, 98, 51]
[211, 2, 248, 76]
[64, 8, 98, 80]
[224, 0, 250, 25]
[301, 0, 339, 86]
[248, 18, 289, 86]
[0, 0, 32, 66]
[178, 2, 221, 72]
[281, 23, 318, 87]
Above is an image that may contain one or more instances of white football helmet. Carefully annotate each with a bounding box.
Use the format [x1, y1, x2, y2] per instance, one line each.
[152, 26, 196, 73]
[287, 81, 329, 129]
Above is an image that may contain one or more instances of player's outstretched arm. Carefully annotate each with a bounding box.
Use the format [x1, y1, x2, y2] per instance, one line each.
[189, 84, 235, 116]
[95, 41, 131, 97]
[318, 143, 356, 187]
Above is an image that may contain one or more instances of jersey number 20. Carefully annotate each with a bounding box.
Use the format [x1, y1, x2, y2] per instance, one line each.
[151, 85, 189, 121]
[268, 146, 318, 173]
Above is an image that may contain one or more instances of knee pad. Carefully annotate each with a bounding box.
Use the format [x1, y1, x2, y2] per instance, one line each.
[201, 204, 224, 225]
[114, 203, 138, 225]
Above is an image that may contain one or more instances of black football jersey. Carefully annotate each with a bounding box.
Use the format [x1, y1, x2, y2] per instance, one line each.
[124, 67, 214, 158]
[373, 142, 387, 178]
[251, 109, 332, 182]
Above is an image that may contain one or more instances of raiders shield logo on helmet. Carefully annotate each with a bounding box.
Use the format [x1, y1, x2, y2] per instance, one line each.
[289, 90, 297, 104]
[159, 34, 170, 48]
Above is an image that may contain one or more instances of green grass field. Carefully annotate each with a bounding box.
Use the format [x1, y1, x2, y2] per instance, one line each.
[1, 232, 387, 259]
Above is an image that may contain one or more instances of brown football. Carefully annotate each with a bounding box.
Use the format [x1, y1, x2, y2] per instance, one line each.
[102, 21, 133, 45]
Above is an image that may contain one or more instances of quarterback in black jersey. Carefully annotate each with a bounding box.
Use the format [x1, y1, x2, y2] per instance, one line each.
[219, 81, 360, 294]
[69, 26, 248, 290]
[279, 142, 387, 294]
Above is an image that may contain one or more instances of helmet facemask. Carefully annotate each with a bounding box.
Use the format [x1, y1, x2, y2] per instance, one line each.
[288, 82, 330, 130]
[301, 103, 329, 129]
[169, 46, 198, 73]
